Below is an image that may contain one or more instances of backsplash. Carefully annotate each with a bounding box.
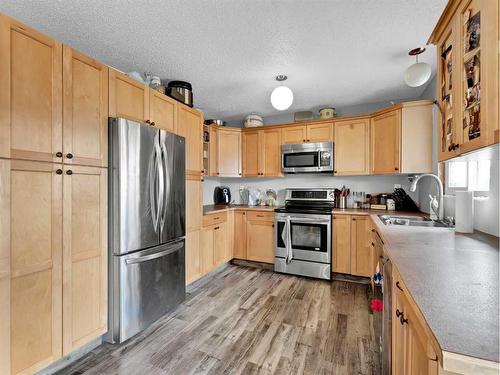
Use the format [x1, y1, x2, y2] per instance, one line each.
[203, 174, 421, 207]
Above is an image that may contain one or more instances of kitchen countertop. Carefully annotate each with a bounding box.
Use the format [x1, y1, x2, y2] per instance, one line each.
[203, 204, 279, 214]
[372, 214, 499, 365]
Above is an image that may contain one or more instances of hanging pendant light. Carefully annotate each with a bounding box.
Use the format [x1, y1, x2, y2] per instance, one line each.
[271, 75, 293, 110]
[404, 47, 431, 87]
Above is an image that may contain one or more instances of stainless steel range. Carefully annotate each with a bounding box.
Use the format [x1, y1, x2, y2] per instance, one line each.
[274, 188, 334, 280]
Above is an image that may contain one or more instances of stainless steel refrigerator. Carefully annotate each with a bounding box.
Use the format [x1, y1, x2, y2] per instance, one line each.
[105, 117, 186, 344]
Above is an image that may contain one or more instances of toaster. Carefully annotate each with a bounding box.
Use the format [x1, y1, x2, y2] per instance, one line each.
[214, 186, 231, 205]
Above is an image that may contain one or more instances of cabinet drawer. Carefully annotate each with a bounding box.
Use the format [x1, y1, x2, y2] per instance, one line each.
[202, 211, 227, 227]
[246, 211, 274, 222]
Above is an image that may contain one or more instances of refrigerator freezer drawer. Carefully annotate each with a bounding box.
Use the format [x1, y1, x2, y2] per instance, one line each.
[108, 239, 186, 343]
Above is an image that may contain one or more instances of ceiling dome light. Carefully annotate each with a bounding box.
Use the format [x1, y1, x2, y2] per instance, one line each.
[404, 47, 431, 87]
[270, 75, 293, 110]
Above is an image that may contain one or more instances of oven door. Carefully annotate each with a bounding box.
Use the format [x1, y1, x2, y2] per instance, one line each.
[275, 213, 331, 264]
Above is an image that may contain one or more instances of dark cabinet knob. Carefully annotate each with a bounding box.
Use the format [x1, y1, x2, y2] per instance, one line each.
[307, 139, 310, 142]
[214, 226, 219, 230]
[239, 172, 242, 176]
[394, 167, 399, 171]
[396, 281, 403, 291]
[145, 120, 151, 124]
[371, 242, 375, 246]
[151, 122, 156, 126]
[396, 309, 403, 318]
[66, 170, 73, 175]
[55, 152, 63, 158]
[448, 145, 453, 152]
[66, 153, 73, 159]
[303, 139, 306, 142]
[272, 224, 275, 228]
[55, 169, 63, 175]
[454, 144, 460, 150]
[243, 212, 246, 215]
[352, 218, 356, 221]
[400, 316, 408, 325]
[334, 170, 338, 174]
[217, 172, 220, 175]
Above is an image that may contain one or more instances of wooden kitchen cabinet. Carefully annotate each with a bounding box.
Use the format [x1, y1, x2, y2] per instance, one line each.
[392, 269, 439, 375]
[62, 165, 107, 355]
[186, 230, 201, 285]
[334, 118, 370, 175]
[186, 176, 202, 232]
[350, 215, 371, 277]
[208, 126, 218, 176]
[371, 109, 401, 175]
[243, 128, 282, 177]
[213, 221, 227, 267]
[429, 0, 499, 160]
[63, 47, 108, 167]
[0, 15, 63, 163]
[108, 69, 149, 123]
[246, 212, 274, 264]
[233, 211, 247, 259]
[217, 128, 242, 177]
[281, 125, 307, 144]
[177, 105, 203, 176]
[332, 215, 351, 274]
[200, 220, 228, 274]
[306, 122, 334, 143]
[0, 160, 63, 375]
[149, 89, 177, 133]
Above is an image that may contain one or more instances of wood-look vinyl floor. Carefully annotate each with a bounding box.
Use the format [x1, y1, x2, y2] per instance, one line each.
[57, 265, 380, 375]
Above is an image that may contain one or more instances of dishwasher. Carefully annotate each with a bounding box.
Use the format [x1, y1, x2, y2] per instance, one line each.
[373, 229, 392, 375]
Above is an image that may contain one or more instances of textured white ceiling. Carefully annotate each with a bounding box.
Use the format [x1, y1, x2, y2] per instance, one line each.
[1, 0, 447, 122]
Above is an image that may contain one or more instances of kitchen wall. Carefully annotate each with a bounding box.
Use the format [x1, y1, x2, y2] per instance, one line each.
[204, 174, 420, 206]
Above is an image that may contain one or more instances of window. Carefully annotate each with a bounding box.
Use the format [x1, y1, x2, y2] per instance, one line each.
[446, 159, 491, 193]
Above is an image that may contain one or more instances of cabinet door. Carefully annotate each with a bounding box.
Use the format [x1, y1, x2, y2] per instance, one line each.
[108, 69, 149, 123]
[243, 131, 260, 177]
[149, 89, 176, 133]
[225, 211, 234, 263]
[332, 215, 351, 274]
[233, 211, 247, 259]
[0, 160, 9, 375]
[209, 127, 218, 176]
[246, 218, 274, 263]
[217, 129, 241, 177]
[177, 105, 203, 175]
[306, 123, 333, 143]
[350, 216, 371, 277]
[213, 222, 227, 267]
[186, 176, 202, 232]
[261, 128, 282, 176]
[185, 230, 201, 285]
[63, 47, 108, 167]
[281, 125, 307, 144]
[372, 109, 401, 175]
[4, 160, 63, 375]
[334, 119, 370, 175]
[62, 165, 107, 355]
[200, 227, 214, 275]
[0, 15, 62, 162]
[392, 283, 407, 375]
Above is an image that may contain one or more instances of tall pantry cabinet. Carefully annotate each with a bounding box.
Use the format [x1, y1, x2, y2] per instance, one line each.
[0, 14, 108, 375]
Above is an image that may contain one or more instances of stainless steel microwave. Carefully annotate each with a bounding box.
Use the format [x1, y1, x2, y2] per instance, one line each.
[281, 142, 334, 173]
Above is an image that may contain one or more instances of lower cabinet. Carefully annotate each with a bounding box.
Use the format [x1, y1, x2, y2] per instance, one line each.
[392, 269, 439, 375]
[233, 211, 247, 259]
[185, 230, 201, 285]
[201, 221, 227, 273]
[246, 211, 275, 264]
[0, 160, 107, 375]
[333, 214, 373, 277]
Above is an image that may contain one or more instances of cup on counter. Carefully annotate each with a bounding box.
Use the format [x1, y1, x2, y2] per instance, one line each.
[339, 196, 346, 209]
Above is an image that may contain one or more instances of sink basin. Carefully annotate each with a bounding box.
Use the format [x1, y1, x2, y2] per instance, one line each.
[378, 214, 450, 228]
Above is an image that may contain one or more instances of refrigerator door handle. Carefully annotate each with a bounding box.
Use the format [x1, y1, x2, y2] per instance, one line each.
[154, 135, 164, 231]
[124, 241, 183, 264]
[159, 139, 169, 229]
[149, 145, 159, 232]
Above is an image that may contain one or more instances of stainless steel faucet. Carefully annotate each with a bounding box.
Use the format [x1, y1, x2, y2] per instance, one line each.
[409, 174, 444, 221]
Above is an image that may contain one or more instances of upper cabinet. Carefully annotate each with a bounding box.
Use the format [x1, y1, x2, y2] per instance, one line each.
[371, 109, 401, 175]
[281, 122, 333, 144]
[108, 69, 149, 123]
[429, 0, 499, 160]
[63, 47, 108, 167]
[149, 89, 176, 133]
[371, 102, 433, 175]
[0, 15, 62, 162]
[334, 118, 370, 176]
[242, 128, 281, 177]
[217, 128, 242, 177]
[177, 105, 203, 176]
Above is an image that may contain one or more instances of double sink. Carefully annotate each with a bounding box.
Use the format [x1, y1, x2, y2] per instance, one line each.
[378, 214, 450, 228]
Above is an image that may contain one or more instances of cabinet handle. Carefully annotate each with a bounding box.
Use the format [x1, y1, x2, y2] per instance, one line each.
[303, 139, 306, 142]
[396, 309, 403, 318]
[66, 153, 73, 159]
[352, 217, 356, 221]
[151, 121, 156, 126]
[448, 145, 453, 152]
[201, 178, 204, 182]
[55, 152, 63, 158]
[214, 226, 219, 230]
[239, 172, 242, 176]
[256, 214, 264, 217]
[243, 212, 246, 215]
[371, 229, 375, 232]
[396, 281, 403, 291]
[371, 242, 375, 247]
[145, 120, 151, 124]
[66, 170, 73, 175]
[334, 170, 337, 174]
[55, 169, 63, 175]
[272, 224, 275, 228]
[400, 315, 408, 325]
[454, 143, 460, 150]
[307, 139, 310, 142]
[217, 172, 220, 175]
[214, 217, 219, 220]
[394, 167, 399, 171]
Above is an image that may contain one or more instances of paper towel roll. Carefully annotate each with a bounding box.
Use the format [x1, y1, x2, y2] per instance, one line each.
[455, 191, 474, 233]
